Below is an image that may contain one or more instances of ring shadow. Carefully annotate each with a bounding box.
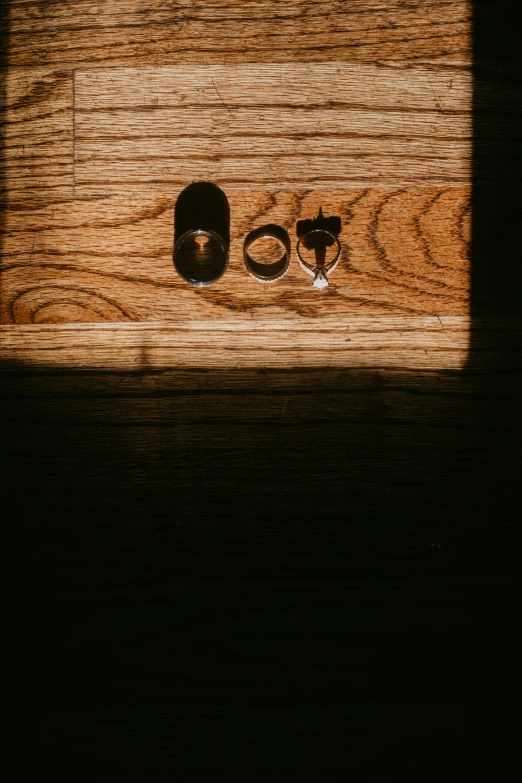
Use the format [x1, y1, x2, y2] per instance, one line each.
[174, 182, 230, 285]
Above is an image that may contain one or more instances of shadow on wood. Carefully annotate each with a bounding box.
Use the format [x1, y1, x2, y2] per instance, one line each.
[4, 357, 518, 772]
[1, 1, 520, 776]
[173, 182, 230, 286]
[470, 0, 522, 324]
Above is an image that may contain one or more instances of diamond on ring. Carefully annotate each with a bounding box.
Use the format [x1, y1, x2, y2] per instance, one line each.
[313, 268, 329, 289]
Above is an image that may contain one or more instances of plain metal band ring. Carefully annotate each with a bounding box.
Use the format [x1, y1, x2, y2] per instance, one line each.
[174, 229, 229, 287]
[243, 225, 291, 283]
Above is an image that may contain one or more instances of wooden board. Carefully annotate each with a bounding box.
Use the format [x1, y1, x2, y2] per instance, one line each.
[0, 188, 471, 324]
[0, 67, 73, 193]
[74, 64, 472, 191]
[0, 317, 472, 370]
[7, 0, 472, 68]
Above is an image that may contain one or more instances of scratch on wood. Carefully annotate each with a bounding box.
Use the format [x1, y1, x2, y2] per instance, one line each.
[436, 314, 451, 341]
[211, 78, 236, 119]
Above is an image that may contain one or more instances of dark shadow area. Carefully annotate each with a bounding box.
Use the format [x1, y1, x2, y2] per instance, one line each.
[471, 0, 522, 323]
[4, 359, 518, 776]
[174, 182, 230, 246]
[461, 0, 522, 691]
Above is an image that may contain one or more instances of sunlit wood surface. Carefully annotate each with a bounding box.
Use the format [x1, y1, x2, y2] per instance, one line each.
[1, 0, 475, 344]
[7, 1, 472, 67]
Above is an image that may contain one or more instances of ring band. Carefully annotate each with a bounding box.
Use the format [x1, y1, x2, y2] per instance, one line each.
[296, 229, 342, 289]
[174, 229, 228, 287]
[243, 225, 291, 283]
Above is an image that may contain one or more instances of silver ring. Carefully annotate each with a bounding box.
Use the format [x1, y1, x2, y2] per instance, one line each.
[174, 229, 228, 287]
[243, 225, 291, 283]
[296, 229, 342, 289]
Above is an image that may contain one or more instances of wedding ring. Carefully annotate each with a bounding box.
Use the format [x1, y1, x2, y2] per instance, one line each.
[296, 229, 342, 289]
[174, 228, 228, 287]
[243, 225, 291, 283]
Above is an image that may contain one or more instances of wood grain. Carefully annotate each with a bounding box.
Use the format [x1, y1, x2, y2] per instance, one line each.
[7, 1, 472, 68]
[0, 317, 472, 370]
[74, 64, 472, 191]
[0, 188, 471, 324]
[0, 68, 73, 193]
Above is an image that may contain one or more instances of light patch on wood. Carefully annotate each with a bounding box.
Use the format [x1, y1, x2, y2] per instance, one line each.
[0, 318, 472, 370]
[74, 64, 472, 192]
